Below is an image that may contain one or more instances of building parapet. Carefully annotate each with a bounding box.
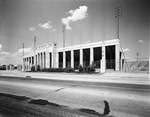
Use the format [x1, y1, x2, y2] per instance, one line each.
[56, 39, 119, 52]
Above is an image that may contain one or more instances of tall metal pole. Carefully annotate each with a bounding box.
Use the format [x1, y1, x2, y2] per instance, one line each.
[34, 36, 37, 71]
[22, 43, 24, 71]
[115, 7, 122, 39]
[136, 53, 139, 62]
[23, 43, 24, 57]
[115, 7, 126, 72]
[62, 24, 66, 68]
[63, 24, 65, 48]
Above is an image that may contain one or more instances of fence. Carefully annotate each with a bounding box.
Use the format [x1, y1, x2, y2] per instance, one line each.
[57, 58, 149, 73]
[124, 59, 149, 73]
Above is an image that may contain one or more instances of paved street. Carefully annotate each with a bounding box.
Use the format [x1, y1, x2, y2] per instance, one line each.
[0, 70, 149, 85]
[0, 71, 150, 117]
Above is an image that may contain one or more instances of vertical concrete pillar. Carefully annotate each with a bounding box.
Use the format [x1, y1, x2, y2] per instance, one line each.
[22, 58, 25, 71]
[37, 54, 38, 66]
[101, 46, 106, 73]
[43, 52, 45, 68]
[27, 57, 29, 70]
[80, 48, 83, 66]
[44, 52, 46, 68]
[115, 44, 120, 71]
[120, 52, 123, 71]
[42, 53, 43, 68]
[52, 51, 54, 68]
[33, 56, 35, 67]
[63, 51, 66, 68]
[45, 52, 49, 68]
[40, 53, 42, 69]
[148, 56, 150, 74]
[26, 58, 28, 70]
[28, 57, 30, 68]
[90, 47, 93, 65]
[24, 58, 26, 71]
[51, 48, 56, 68]
[38, 53, 40, 66]
[55, 52, 59, 68]
[45, 52, 46, 68]
[71, 50, 74, 68]
[54, 51, 57, 68]
[31, 57, 32, 67]
[35, 55, 37, 71]
[27, 57, 29, 69]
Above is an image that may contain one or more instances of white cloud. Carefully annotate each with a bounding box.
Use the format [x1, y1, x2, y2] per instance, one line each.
[16, 47, 33, 57]
[29, 27, 36, 31]
[0, 44, 2, 51]
[38, 21, 52, 29]
[0, 47, 34, 65]
[138, 40, 144, 43]
[123, 48, 130, 52]
[1, 51, 11, 55]
[61, 5, 88, 30]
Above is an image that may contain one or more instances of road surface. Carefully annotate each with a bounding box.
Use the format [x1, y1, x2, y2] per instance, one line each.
[0, 75, 150, 117]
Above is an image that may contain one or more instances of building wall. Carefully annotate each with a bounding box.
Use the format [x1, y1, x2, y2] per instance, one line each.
[23, 39, 121, 72]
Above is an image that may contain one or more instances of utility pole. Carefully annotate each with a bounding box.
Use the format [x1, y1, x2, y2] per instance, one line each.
[62, 24, 66, 68]
[23, 43, 24, 57]
[115, 7, 126, 72]
[136, 53, 139, 62]
[34, 36, 37, 71]
[22, 43, 25, 71]
[115, 7, 123, 39]
[63, 24, 66, 48]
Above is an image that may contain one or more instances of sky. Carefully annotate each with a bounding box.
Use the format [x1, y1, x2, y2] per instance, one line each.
[0, 0, 149, 65]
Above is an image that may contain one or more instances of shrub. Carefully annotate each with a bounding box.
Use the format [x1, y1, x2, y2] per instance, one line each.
[0, 65, 6, 70]
[41, 68, 64, 72]
[64, 67, 74, 73]
[78, 64, 83, 73]
[31, 66, 35, 72]
[87, 62, 96, 73]
[78, 62, 95, 73]
[37, 65, 41, 71]
[87, 64, 95, 73]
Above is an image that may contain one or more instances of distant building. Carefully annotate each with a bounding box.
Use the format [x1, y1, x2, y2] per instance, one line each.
[6, 64, 14, 70]
[5, 64, 22, 71]
[22, 39, 122, 73]
[17, 64, 22, 71]
[0, 65, 6, 70]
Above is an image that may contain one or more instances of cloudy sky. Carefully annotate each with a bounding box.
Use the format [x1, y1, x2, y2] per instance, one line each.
[0, 0, 149, 65]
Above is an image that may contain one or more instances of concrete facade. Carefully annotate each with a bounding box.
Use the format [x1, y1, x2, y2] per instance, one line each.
[23, 39, 121, 73]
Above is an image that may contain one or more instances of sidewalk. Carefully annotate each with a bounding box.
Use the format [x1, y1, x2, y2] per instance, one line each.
[0, 70, 149, 85]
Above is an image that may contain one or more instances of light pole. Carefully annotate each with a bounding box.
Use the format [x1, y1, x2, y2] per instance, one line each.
[115, 7, 123, 39]
[22, 43, 25, 71]
[34, 36, 37, 71]
[63, 24, 66, 48]
[62, 24, 66, 68]
[115, 7, 126, 72]
[136, 53, 139, 62]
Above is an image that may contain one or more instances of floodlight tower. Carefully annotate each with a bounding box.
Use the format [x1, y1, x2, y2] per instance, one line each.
[62, 24, 66, 68]
[34, 36, 37, 71]
[22, 43, 25, 71]
[136, 53, 139, 62]
[115, 7, 126, 72]
[63, 24, 66, 48]
[115, 7, 123, 39]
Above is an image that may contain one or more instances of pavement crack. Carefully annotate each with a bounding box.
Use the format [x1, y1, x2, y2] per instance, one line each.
[55, 87, 66, 92]
[55, 84, 80, 92]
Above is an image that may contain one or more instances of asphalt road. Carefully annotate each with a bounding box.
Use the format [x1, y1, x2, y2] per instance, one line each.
[0, 76, 150, 117]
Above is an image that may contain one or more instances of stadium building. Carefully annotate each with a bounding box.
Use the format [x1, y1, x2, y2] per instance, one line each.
[22, 39, 122, 73]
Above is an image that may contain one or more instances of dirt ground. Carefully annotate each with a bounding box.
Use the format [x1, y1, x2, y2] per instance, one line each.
[0, 93, 108, 117]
